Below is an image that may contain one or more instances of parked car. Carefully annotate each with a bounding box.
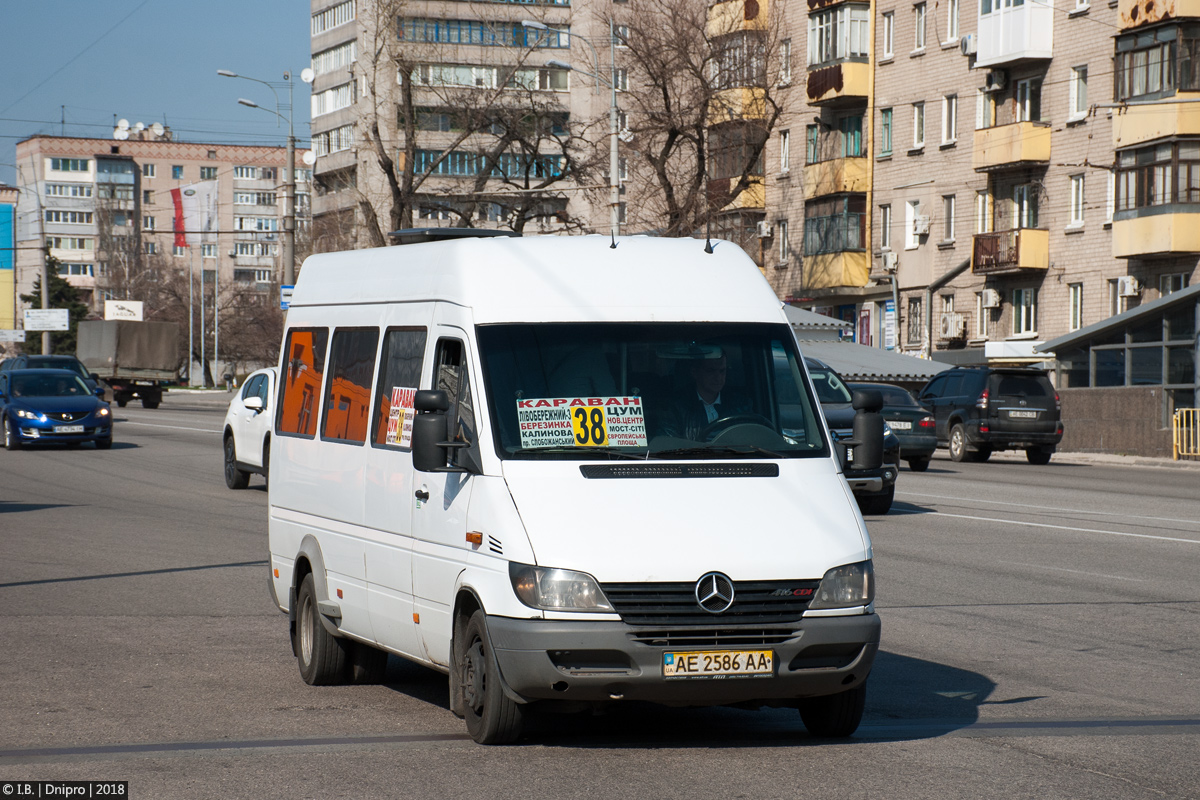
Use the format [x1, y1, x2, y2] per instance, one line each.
[222, 367, 276, 488]
[0, 368, 112, 450]
[916, 366, 1063, 464]
[849, 382, 937, 471]
[806, 357, 900, 514]
[0, 354, 103, 396]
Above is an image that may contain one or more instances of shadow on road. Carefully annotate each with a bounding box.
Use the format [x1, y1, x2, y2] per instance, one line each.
[0, 499, 75, 514]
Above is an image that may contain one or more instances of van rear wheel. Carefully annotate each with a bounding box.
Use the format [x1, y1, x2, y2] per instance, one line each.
[799, 681, 867, 738]
[296, 573, 349, 685]
[457, 609, 524, 744]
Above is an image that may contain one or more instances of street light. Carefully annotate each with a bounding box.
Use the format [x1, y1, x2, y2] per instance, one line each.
[521, 19, 621, 241]
[219, 69, 297, 286]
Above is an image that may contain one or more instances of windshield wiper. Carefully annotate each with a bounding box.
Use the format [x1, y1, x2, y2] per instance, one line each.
[650, 444, 785, 459]
[515, 446, 647, 460]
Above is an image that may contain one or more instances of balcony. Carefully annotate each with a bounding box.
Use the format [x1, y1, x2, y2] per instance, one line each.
[972, 228, 1049, 275]
[706, 177, 765, 212]
[1112, 94, 1200, 149]
[707, 0, 767, 36]
[1118, 0, 1200, 30]
[803, 157, 867, 198]
[1112, 209, 1200, 257]
[805, 61, 869, 107]
[804, 252, 870, 290]
[973, 121, 1051, 171]
[976, 0, 1054, 68]
[709, 87, 767, 125]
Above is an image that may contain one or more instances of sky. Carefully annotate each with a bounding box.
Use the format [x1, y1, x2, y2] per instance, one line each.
[0, 0, 313, 185]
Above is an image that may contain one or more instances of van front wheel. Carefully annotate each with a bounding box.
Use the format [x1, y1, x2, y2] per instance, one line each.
[799, 681, 867, 738]
[458, 610, 524, 744]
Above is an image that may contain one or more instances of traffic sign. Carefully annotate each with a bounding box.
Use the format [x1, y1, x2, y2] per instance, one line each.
[0, 330, 26, 343]
[280, 284, 294, 310]
[24, 309, 69, 331]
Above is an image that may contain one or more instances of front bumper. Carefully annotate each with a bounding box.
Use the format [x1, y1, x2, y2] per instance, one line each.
[486, 613, 880, 706]
[12, 422, 111, 445]
[967, 421, 1061, 450]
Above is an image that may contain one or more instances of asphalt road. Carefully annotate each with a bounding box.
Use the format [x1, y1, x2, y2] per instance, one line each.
[1, 390, 1197, 799]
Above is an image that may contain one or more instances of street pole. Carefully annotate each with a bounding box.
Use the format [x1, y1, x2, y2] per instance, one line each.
[41, 251, 50, 355]
[188, 249, 195, 387]
[609, 18, 620, 241]
[283, 73, 296, 287]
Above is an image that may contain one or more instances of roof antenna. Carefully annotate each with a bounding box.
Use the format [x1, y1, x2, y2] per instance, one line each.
[610, 226, 617, 249]
[703, 214, 714, 254]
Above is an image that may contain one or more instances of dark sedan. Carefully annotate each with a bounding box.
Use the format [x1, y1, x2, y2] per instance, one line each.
[0, 369, 112, 450]
[850, 382, 937, 471]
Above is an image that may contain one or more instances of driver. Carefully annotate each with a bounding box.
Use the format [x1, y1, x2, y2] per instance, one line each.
[659, 350, 751, 440]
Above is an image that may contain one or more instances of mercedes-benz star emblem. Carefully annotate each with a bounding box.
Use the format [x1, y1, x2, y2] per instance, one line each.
[695, 572, 735, 614]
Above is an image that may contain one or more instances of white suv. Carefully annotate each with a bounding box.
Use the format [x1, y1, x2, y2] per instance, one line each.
[223, 367, 276, 489]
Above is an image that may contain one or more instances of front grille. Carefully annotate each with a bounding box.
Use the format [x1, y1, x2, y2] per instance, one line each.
[601, 580, 821, 626]
[580, 463, 779, 479]
[45, 412, 85, 422]
[630, 628, 799, 647]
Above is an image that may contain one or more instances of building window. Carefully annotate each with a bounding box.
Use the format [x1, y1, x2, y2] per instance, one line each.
[880, 204, 892, 250]
[612, 24, 629, 47]
[57, 263, 94, 277]
[234, 166, 257, 179]
[905, 199, 922, 249]
[803, 195, 866, 255]
[1069, 283, 1084, 331]
[946, 0, 959, 40]
[202, 243, 217, 258]
[1014, 183, 1038, 228]
[1113, 29, 1191, 101]
[840, 115, 863, 157]
[400, 18, 569, 49]
[780, 38, 792, 83]
[880, 108, 893, 156]
[45, 183, 92, 198]
[1012, 288, 1038, 334]
[806, 124, 819, 164]
[614, 68, 629, 91]
[780, 130, 790, 173]
[49, 158, 89, 172]
[44, 210, 93, 225]
[912, 102, 925, 148]
[172, 165, 183, 179]
[142, 163, 155, 178]
[943, 195, 956, 241]
[914, 3, 927, 51]
[311, 0, 355, 36]
[907, 296, 923, 344]
[1070, 66, 1089, 120]
[312, 41, 358, 77]
[778, 219, 789, 263]
[807, 5, 870, 66]
[143, 190, 153, 204]
[144, 241, 157, 255]
[173, 245, 185, 257]
[1016, 78, 1042, 122]
[975, 292, 988, 337]
[1107, 170, 1116, 222]
[1161, 272, 1190, 295]
[1115, 140, 1200, 213]
[1070, 174, 1086, 226]
[143, 215, 155, 230]
[882, 12, 894, 58]
[976, 190, 991, 233]
[201, 166, 218, 180]
[1109, 278, 1126, 316]
[942, 95, 957, 144]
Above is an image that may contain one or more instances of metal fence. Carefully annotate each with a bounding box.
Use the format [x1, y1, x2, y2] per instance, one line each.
[1173, 408, 1200, 460]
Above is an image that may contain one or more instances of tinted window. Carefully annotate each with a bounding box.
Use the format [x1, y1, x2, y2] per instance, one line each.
[278, 328, 329, 437]
[809, 365, 853, 404]
[12, 373, 89, 397]
[242, 374, 264, 401]
[855, 384, 919, 407]
[371, 328, 428, 449]
[940, 373, 965, 397]
[993, 374, 1050, 397]
[321, 328, 380, 444]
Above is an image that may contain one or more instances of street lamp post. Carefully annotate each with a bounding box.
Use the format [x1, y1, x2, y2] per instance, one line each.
[219, 70, 296, 287]
[522, 20, 621, 240]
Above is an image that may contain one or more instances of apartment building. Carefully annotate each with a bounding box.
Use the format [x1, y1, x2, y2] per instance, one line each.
[309, 0, 625, 249]
[764, 0, 1197, 372]
[1, 183, 16, 330]
[12, 132, 312, 316]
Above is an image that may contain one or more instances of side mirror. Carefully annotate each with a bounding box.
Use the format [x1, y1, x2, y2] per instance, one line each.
[415, 389, 449, 413]
[94, 386, 105, 398]
[411, 390, 473, 474]
[244, 395, 264, 413]
[90, 373, 101, 383]
[849, 389, 884, 471]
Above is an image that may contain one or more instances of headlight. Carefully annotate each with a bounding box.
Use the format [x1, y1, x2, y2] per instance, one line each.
[97, 407, 110, 417]
[882, 421, 894, 436]
[16, 409, 45, 421]
[808, 560, 874, 609]
[509, 563, 614, 612]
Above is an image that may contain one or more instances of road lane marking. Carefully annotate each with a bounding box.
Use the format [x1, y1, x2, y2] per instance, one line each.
[998, 561, 1146, 582]
[896, 510, 1200, 545]
[901, 491, 1200, 528]
[117, 420, 221, 434]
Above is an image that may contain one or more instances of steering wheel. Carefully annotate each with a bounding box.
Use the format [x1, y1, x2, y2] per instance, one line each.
[698, 413, 775, 441]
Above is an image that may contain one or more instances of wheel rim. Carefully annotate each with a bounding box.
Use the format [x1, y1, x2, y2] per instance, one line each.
[299, 592, 314, 666]
[4, 420, 10, 448]
[463, 638, 487, 714]
[224, 438, 236, 482]
[950, 428, 963, 458]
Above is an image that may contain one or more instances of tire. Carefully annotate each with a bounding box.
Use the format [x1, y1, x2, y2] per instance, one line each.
[95, 437, 113, 450]
[948, 423, 968, 462]
[972, 446, 992, 463]
[115, 397, 129, 408]
[4, 417, 21, 451]
[907, 457, 930, 472]
[856, 484, 894, 515]
[261, 439, 270, 488]
[348, 642, 389, 684]
[224, 435, 250, 490]
[141, 398, 160, 409]
[799, 681, 867, 738]
[457, 609, 524, 744]
[295, 573, 349, 686]
[1026, 448, 1052, 465]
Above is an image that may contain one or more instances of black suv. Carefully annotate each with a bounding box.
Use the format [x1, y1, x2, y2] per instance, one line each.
[917, 367, 1063, 464]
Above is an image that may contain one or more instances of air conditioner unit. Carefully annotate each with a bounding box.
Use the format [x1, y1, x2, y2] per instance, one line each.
[981, 288, 1001, 308]
[756, 220, 773, 238]
[913, 215, 932, 236]
[882, 251, 899, 272]
[960, 34, 977, 56]
[940, 312, 965, 339]
[1117, 275, 1142, 297]
[984, 69, 1007, 93]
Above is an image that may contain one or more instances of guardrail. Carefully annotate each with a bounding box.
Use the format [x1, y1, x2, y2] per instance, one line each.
[1173, 408, 1200, 460]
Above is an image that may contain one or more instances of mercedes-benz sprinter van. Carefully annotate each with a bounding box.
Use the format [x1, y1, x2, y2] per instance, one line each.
[267, 232, 882, 744]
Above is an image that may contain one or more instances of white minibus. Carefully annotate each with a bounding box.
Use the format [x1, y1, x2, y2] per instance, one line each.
[268, 232, 883, 744]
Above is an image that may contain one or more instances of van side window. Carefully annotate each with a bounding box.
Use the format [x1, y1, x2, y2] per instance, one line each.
[371, 327, 428, 449]
[321, 328, 380, 444]
[434, 338, 480, 467]
[278, 328, 329, 437]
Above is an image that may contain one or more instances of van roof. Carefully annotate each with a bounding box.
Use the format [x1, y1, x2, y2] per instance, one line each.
[291, 235, 785, 324]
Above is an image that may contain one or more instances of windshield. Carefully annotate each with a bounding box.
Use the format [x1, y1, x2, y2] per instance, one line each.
[27, 358, 88, 380]
[807, 363, 853, 404]
[477, 322, 829, 459]
[12, 373, 91, 398]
